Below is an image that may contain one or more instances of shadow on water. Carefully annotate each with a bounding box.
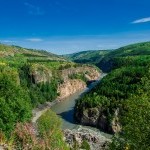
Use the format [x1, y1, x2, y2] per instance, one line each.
[58, 108, 77, 124]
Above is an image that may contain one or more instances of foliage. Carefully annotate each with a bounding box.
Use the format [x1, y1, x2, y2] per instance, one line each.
[37, 110, 69, 150]
[110, 95, 150, 150]
[0, 69, 32, 135]
[0, 110, 69, 149]
[75, 66, 149, 123]
[80, 140, 90, 150]
[98, 41, 150, 72]
[69, 73, 88, 83]
[63, 50, 110, 65]
[13, 123, 42, 150]
[75, 42, 150, 149]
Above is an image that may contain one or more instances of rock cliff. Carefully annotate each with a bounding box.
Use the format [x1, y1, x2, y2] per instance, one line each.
[58, 66, 100, 100]
[61, 66, 100, 81]
[76, 107, 122, 134]
[29, 64, 52, 84]
[57, 79, 86, 100]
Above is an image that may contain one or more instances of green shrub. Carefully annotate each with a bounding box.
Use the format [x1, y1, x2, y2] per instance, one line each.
[69, 73, 88, 83]
[37, 110, 69, 150]
[80, 140, 90, 150]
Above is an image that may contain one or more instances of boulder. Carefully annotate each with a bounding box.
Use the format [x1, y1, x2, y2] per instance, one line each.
[63, 126, 111, 150]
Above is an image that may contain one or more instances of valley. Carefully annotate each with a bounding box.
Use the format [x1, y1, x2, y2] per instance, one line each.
[0, 42, 150, 149]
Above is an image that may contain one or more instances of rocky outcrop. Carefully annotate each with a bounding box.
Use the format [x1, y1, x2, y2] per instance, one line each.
[61, 66, 100, 81]
[63, 126, 111, 150]
[111, 109, 122, 133]
[57, 66, 100, 100]
[57, 79, 86, 100]
[81, 108, 100, 126]
[29, 64, 52, 84]
[76, 107, 122, 134]
[0, 51, 15, 57]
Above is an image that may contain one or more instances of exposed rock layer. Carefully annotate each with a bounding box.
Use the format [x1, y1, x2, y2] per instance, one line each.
[57, 79, 86, 100]
[76, 107, 122, 134]
[29, 64, 52, 84]
[58, 66, 100, 100]
[61, 66, 100, 81]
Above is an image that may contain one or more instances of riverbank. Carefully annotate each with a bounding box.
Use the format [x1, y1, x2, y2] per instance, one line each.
[32, 73, 106, 124]
[32, 101, 57, 123]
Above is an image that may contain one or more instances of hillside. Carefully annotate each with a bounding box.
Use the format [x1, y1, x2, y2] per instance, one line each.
[0, 43, 100, 149]
[98, 41, 150, 72]
[1, 42, 150, 149]
[75, 41, 150, 149]
[63, 50, 110, 65]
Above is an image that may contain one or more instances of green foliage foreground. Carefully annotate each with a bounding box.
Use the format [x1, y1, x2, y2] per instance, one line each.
[0, 110, 68, 150]
[37, 110, 69, 150]
[0, 67, 32, 136]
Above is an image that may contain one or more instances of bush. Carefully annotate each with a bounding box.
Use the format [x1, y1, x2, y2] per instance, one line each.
[37, 110, 69, 150]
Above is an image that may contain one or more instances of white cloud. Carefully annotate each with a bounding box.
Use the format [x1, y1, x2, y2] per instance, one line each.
[24, 2, 45, 15]
[132, 17, 150, 24]
[26, 38, 43, 42]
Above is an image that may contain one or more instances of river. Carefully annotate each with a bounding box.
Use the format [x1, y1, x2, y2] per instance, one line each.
[51, 73, 111, 138]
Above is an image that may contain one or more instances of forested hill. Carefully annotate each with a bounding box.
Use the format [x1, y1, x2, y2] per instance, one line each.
[0, 44, 66, 61]
[0, 43, 100, 149]
[98, 41, 150, 72]
[75, 41, 150, 150]
[63, 50, 110, 65]
[65, 42, 150, 72]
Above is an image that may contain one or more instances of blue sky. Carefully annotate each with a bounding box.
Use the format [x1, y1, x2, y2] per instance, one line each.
[0, 0, 150, 54]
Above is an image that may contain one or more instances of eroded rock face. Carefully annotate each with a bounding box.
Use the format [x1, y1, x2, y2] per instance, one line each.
[77, 107, 122, 134]
[57, 66, 100, 100]
[29, 64, 101, 102]
[61, 66, 100, 81]
[81, 108, 100, 126]
[29, 64, 52, 84]
[111, 109, 122, 133]
[57, 79, 86, 100]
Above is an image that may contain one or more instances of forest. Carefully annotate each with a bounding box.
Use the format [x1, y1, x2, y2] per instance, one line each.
[75, 42, 150, 150]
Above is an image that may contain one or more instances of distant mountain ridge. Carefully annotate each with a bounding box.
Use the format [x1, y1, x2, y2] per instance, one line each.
[63, 50, 111, 64]
[64, 41, 150, 72]
[97, 41, 150, 72]
[0, 44, 66, 61]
